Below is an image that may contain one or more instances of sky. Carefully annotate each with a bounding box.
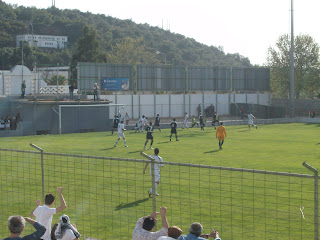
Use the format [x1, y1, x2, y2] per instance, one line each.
[2, 0, 320, 66]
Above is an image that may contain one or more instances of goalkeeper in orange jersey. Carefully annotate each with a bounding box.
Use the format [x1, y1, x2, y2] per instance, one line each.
[216, 122, 226, 150]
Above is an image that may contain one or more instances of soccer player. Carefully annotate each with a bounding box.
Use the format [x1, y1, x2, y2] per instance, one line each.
[191, 116, 199, 128]
[111, 115, 119, 135]
[246, 112, 257, 130]
[199, 112, 204, 131]
[154, 113, 162, 132]
[182, 112, 189, 129]
[144, 122, 154, 150]
[216, 122, 226, 150]
[212, 112, 219, 129]
[114, 120, 128, 147]
[170, 118, 179, 141]
[143, 148, 164, 197]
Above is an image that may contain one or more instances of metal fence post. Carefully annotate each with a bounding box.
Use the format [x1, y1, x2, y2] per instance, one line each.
[140, 152, 157, 229]
[30, 143, 45, 202]
[303, 161, 319, 240]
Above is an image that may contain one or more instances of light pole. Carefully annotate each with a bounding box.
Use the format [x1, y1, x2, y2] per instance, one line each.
[156, 51, 166, 65]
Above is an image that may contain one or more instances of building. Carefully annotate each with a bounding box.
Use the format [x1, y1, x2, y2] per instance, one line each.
[16, 34, 68, 49]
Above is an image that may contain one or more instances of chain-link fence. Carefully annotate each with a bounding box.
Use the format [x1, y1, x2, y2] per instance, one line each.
[0, 148, 318, 239]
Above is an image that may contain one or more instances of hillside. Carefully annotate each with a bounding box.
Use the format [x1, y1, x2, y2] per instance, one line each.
[0, 1, 252, 70]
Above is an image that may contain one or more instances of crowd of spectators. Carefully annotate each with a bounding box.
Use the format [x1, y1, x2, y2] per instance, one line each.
[3, 190, 220, 240]
[3, 187, 80, 240]
[0, 113, 21, 131]
[132, 206, 221, 240]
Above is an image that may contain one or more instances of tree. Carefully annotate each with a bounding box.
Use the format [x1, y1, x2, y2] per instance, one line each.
[105, 37, 159, 64]
[267, 34, 320, 99]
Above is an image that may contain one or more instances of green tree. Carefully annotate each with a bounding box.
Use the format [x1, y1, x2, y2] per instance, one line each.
[46, 74, 66, 85]
[267, 34, 320, 99]
[106, 37, 159, 64]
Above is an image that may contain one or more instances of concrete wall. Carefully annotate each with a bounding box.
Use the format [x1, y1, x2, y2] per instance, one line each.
[97, 92, 272, 120]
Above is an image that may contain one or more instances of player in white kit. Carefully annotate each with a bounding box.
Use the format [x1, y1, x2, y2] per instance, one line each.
[114, 120, 128, 147]
[246, 112, 258, 130]
[182, 112, 189, 129]
[143, 148, 164, 197]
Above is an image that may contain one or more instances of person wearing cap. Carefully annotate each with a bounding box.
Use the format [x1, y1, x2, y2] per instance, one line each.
[178, 222, 221, 240]
[132, 206, 169, 240]
[158, 226, 183, 240]
[53, 214, 80, 240]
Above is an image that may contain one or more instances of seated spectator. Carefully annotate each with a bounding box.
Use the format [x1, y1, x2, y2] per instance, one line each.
[3, 215, 45, 240]
[0, 117, 5, 130]
[158, 226, 183, 240]
[51, 214, 80, 240]
[178, 222, 221, 240]
[132, 206, 169, 240]
[5, 116, 11, 130]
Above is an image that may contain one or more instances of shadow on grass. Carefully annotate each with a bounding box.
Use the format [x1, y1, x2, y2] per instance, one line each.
[128, 150, 142, 153]
[100, 147, 115, 151]
[204, 150, 220, 153]
[316, 143, 320, 145]
[115, 198, 149, 211]
[157, 141, 171, 144]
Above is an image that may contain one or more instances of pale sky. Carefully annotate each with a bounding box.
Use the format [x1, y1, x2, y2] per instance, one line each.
[3, 0, 320, 66]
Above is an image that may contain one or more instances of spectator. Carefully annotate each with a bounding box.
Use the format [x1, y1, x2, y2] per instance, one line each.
[0, 117, 5, 130]
[240, 106, 244, 119]
[158, 226, 183, 240]
[30, 187, 67, 240]
[125, 112, 130, 126]
[52, 214, 80, 240]
[178, 222, 221, 240]
[21, 80, 26, 99]
[93, 83, 99, 101]
[132, 206, 169, 240]
[3, 215, 45, 240]
[69, 85, 74, 100]
[5, 116, 11, 130]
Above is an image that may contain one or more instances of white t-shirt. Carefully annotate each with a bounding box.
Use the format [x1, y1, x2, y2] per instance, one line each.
[158, 236, 176, 240]
[184, 114, 188, 122]
[55, 228, 77, 240]
[248, 114, 255, 124]
[118, 123, 125, 134]
[150, 155, 163, 176]
[33, 205, 56, 240]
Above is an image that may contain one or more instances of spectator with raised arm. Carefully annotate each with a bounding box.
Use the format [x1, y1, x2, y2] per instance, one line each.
[30, 187, 67, 240]
[132, 206, 169, 240]
[3, 216, 46, 240]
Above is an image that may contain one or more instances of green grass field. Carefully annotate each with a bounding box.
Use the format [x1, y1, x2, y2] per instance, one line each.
[0, 123, 319, 239]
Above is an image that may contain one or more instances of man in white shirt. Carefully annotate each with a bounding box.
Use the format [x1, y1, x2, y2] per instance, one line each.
[114, 120, 128, 147]
[246, 112, 258, 130]
[182, 112, 189, 129]
[143, 148, 163, 197]
[30, 187, 67, 240]
[132, 206, 169, 240]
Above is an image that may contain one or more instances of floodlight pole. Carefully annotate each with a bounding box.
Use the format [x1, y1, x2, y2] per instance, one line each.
[289, 0, 295, 117]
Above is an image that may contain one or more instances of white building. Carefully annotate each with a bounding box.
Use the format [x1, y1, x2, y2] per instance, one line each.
[16, 34, 68, 49]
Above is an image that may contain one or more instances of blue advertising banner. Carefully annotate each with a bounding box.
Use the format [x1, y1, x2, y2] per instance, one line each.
[102, 78, 130, 91]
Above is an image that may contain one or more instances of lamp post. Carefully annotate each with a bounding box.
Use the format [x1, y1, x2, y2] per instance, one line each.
[156, 51, 166, 65]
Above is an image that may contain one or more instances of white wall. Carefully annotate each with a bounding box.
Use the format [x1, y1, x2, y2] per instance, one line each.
[99, 92, 272, 120]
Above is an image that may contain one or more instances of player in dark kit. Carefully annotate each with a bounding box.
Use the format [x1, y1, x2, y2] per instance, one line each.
[199, 112, 204, 131]
[154, 113, 162, 132]
[144, 122, 154, 150]
[112, 115, 119, 135]
[169, 118, 179, 142]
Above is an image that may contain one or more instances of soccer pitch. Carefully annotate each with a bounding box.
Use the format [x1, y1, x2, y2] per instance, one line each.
[0, 123, 319, 239]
